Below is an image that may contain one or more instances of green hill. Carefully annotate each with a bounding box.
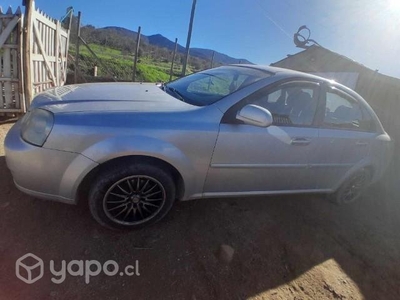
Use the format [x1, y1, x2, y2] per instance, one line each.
[69, 43, 203, 83]
[68, 22, 219, 83]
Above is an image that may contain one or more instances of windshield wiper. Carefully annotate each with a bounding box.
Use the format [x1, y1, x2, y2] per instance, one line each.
[166, 85, 186, 102]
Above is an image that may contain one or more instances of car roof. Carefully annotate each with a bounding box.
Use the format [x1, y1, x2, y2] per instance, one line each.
[230, 64, 330, 82]
[229, 64, 365, 97]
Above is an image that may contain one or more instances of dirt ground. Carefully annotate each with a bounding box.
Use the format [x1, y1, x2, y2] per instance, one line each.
[0, 121, 399, 300]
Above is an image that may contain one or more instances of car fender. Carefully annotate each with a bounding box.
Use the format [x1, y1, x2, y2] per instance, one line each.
[79, 135, 197, 198]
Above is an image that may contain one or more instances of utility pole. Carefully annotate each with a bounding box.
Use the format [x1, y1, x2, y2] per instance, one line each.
[74, 11, 81, 83]
[132, 26, 141, 82]
[22, 0, 33, 109]
[181, 0, 197, 77]
[169, 38, 178, 81]
[210, 51, 215, 68]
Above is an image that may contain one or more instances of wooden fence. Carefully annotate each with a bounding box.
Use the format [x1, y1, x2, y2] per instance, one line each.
[30, 2, 70, 95]
[0, 7, 23, 113]
[0, 2, 71, 114]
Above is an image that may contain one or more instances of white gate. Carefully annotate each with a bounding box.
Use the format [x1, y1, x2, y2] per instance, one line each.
[0, 2, 71, 114]
[0, 7, 24, 113]
[31, 1, 70, 95]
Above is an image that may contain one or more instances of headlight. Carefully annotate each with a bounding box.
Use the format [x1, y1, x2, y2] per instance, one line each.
[21, 109, 54, 146]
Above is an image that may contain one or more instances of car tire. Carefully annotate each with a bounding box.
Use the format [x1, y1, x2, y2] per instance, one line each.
[88, 162, 176, 230]
[329, 168, 371, 205]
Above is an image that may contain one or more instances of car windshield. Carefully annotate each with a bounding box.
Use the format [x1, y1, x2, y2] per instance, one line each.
[164, 66, 270, 106]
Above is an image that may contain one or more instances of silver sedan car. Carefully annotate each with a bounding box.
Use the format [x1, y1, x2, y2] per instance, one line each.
[5, 65, 392, 229]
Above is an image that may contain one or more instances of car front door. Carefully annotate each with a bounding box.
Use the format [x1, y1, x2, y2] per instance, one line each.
[204, 81, 321, 197]
[313, 85, 376, 189]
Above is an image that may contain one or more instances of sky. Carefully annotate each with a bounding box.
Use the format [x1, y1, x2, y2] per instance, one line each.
[4, 0, 400, 78]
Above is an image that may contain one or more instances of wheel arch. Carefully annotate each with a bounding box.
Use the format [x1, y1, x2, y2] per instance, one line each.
[76, 155, 185, 204]
[333, 163, 375, 192]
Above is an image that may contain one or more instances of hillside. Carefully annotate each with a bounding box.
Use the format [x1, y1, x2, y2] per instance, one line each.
[104, 26, 252, 65]
[69, 43, 191, 83]
[69, 23, 252, 83]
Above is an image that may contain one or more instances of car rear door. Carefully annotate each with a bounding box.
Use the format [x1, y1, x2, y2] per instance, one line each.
[204, 81, 322, 196]
[313, 85, 376, 189]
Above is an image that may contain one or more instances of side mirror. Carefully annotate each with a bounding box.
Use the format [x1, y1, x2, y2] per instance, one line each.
[236, 104, 273, 128]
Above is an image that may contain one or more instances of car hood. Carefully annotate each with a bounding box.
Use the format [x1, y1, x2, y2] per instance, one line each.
[30, 82, 194, 114]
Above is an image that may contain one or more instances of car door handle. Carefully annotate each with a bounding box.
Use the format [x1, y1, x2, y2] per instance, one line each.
[291, 138, 311, 146]
[356, 141, 369, 146]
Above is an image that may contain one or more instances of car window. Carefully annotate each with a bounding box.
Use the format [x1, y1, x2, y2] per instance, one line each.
[166, 66, 270, 106]
[323, 91, 372, 131]
[250, 84, 319, 126]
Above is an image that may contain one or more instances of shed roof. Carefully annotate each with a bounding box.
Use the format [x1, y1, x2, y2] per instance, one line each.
[271, 45, 399, 82]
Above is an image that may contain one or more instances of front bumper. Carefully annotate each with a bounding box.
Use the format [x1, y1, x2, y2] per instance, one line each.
[4, 121, 98, 204]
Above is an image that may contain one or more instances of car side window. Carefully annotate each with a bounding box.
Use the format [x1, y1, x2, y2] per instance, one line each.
[249, 84, 319, 126]
[323, 91, 372, 131]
